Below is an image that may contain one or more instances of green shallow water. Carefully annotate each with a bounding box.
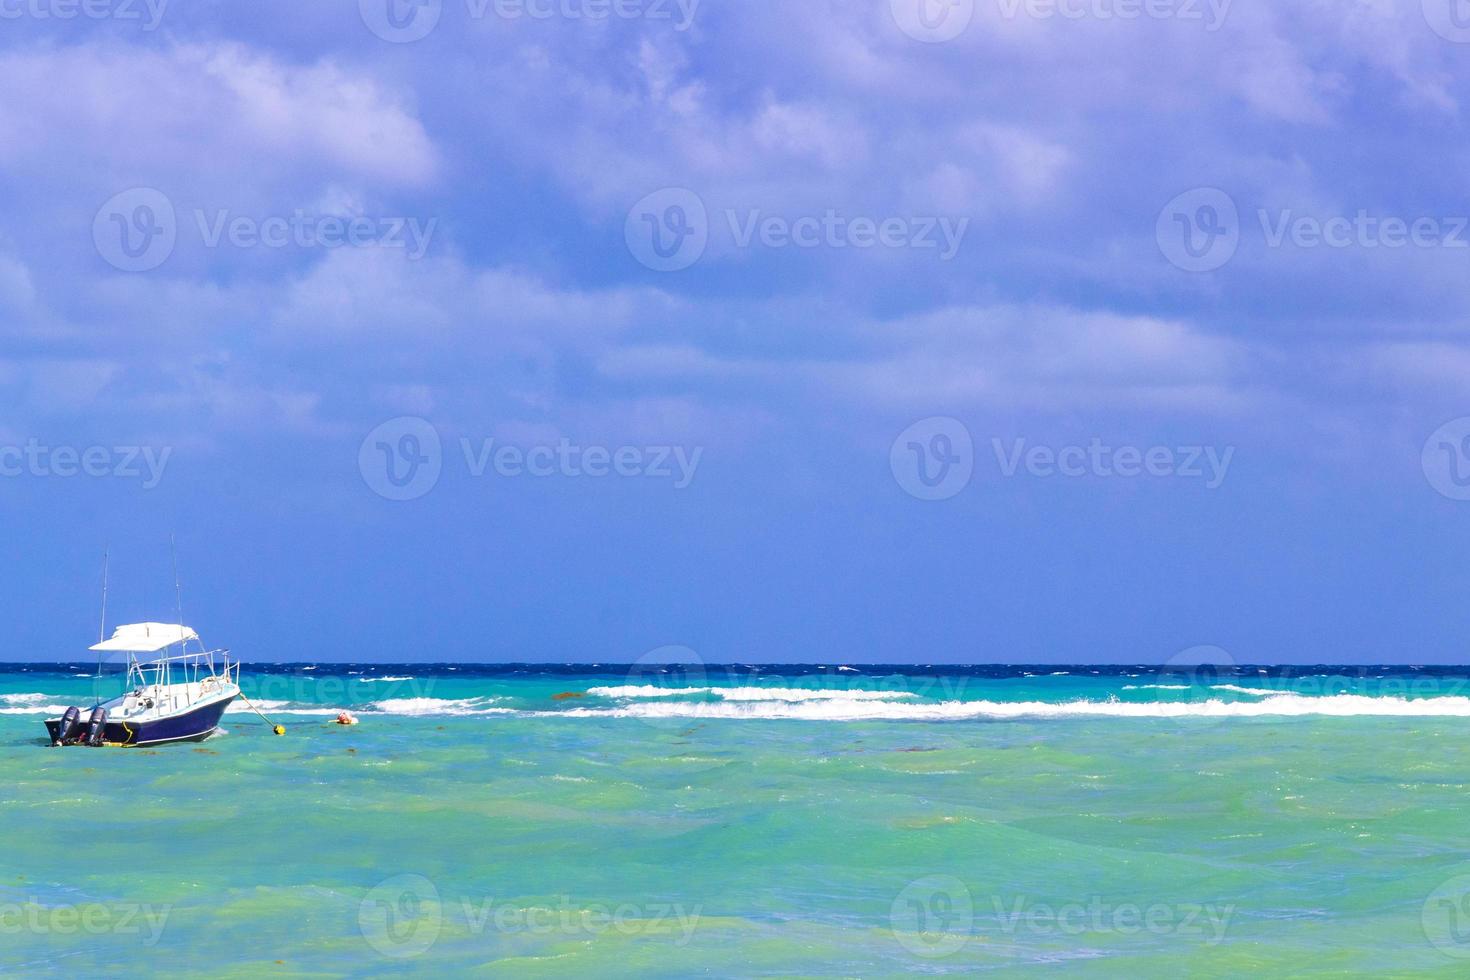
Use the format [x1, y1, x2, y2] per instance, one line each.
[5, 669, 1470, 976]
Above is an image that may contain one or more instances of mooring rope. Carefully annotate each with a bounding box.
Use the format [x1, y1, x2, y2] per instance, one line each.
[236, 691, 286, 735]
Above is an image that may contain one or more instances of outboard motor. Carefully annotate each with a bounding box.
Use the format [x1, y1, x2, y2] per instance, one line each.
[85, 707, 108, 747]
[53, 706, 81, 746]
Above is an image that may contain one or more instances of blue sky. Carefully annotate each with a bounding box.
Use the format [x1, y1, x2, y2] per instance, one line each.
[3, 0, 1470, 663]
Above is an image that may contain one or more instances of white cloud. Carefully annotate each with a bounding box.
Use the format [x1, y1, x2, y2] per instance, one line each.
[0, 41, 436, 190]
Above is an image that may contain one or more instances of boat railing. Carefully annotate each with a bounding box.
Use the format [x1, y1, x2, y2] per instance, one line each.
[127, 647, 238, 692]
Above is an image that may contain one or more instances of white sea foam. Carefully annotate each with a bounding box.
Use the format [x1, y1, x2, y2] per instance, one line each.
[368, 697, 511, 717]
[1121, 683, 1272, 696]
[361, 676, 414, 683]
[0, 692, 57, 706]
[537, 694, 1470, 721]
[0, 692, 72, 715]
[0, 704, 69, 715]
[225, 695, 512, 717]
[585, 685, 917, 702]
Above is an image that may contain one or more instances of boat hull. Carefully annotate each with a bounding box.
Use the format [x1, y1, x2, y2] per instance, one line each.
[45, 693, 237, 747]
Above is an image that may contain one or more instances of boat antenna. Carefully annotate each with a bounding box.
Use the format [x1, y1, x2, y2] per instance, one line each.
[95, 546, 109, 678]
[171, 533, 190, 648]
[171, 534, 191, 685]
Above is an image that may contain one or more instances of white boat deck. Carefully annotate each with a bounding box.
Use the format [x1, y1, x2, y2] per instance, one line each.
[102, 678, 240, 724]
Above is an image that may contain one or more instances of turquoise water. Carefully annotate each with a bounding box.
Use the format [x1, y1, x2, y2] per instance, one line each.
[5, 664, 1470, 976]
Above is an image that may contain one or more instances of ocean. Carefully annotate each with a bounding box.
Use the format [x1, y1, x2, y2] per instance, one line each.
[4, 663, 1470, 977]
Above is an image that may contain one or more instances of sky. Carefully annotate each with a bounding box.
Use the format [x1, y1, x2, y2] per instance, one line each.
[2, 0, 1470, 663]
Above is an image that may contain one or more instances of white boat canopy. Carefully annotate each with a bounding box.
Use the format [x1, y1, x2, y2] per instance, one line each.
[90, 623, 199, 653]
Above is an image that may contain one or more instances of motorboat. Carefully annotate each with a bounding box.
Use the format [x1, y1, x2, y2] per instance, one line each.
[46, 622, 240, 747]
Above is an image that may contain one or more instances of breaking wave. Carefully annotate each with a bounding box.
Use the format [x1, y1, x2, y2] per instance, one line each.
[0, 693, 70, 714]
[367, 697, 512, 717]
[537, 693, 1470, 721]
[585, 686, 918, 702]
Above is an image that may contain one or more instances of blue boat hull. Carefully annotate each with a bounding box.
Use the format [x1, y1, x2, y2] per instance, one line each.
[45, 693, 237, 747]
